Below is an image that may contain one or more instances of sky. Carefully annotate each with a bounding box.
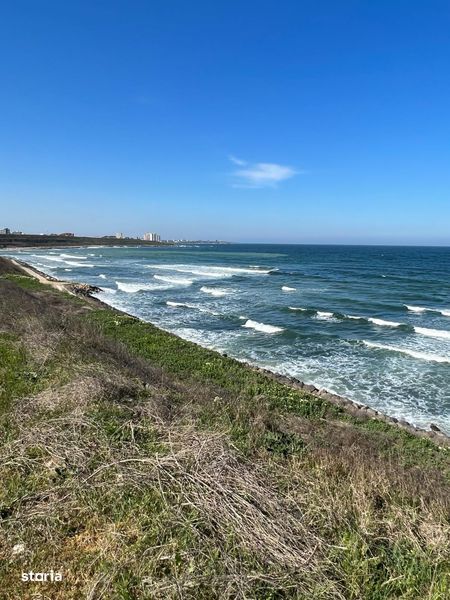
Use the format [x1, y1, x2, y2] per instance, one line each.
[1, 0, 450, 244]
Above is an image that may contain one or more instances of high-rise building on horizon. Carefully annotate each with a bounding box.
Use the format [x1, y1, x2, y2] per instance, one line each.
[143, 232, 161, 242]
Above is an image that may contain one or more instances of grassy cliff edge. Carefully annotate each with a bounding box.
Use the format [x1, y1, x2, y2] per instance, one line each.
[0, 257, 449, 599]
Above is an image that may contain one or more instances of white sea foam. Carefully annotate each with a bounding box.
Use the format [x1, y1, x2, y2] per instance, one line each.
[116, 282, 147, 293]
[170, 327, 243, 352]
[166, 300, 220, 315]
[34, 255, 65, 262]
[154, 275, 193, 285]
[100, 287, 117, 295]
[200, 286, 231, 297]
[368, 317, 402, 328]
[405, 304, 450, 317]
[345, 314, 364, 320]
[60, 254, 87, 260]
[148, 265, 225, 278]
[414, 326, 450, 340]
[99, 274, 107, 279]
[242, 319, 284, 334]
[288, 306, 307, 311]
[363, 341, 450, 364]
[202, 265, 272, 274]
[148, 264, 272, 278]
[405, 305, 428, 313]
[282, 285, 296, 292]
[116, 281, 170, 293]
[315, 311, 334, 320]
[65, 261, 94, 267]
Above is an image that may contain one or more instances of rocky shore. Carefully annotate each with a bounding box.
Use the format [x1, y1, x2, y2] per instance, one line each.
[252, 366, 449, 446]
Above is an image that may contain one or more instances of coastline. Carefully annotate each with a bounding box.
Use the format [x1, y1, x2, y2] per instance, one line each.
[2, 254, 449, 597]
[1, 243, 168, 252]
[0, 233, 173, 250]
[10, 256, 450, 446]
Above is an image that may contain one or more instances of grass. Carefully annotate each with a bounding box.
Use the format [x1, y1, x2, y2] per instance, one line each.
[0, 259, 449, 599]
[0, 272, 50, 291]
[89, 310, 450, 472]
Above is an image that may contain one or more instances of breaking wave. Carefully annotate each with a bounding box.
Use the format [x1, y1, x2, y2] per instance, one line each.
[148, 264, 272, 278]
[405, 304, 427, 313]
[100, 287, 117, 295]
[65, 261, 94, 267]
[166, 300, 220, 315]
[200, 286, 232, 297]
[60, 254, 87, 260]
[315, 311, 335, 321]
[34, 255, 65, 262]
[290, 310, 403, 328]
[405, 304, 450, 317]
[414, 326, 450, 340]
[242, 319, 284, 334]
[116, 281, 171, 293]
[154, 275, 193, 285]
[367, 317, 402, 328]
[282, 285, 296, 292]
[363, 341, 450, 364]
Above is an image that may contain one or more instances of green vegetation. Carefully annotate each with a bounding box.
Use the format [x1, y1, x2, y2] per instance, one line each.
[1, 272, 50, 291]
[0, 258, 449, 599]
[0, 335, 42, 422]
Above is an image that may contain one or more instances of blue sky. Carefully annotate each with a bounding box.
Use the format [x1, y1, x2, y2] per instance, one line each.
[1, 0, 449, 244]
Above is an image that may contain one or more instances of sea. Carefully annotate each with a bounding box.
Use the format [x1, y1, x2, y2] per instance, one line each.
[3, 244, 450, 434]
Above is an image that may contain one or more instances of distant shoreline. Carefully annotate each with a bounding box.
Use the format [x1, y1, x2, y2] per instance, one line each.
[2, 244, 166, 251]
[0, 233, 172, 249]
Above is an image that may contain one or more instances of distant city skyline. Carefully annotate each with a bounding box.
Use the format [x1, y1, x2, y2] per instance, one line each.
[1, 1, 450, 246]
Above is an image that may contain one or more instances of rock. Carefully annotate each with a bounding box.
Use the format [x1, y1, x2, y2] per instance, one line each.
[365, 408, 378, 418]
[430, 423, 441, 432]
[68, 283, 101, 296]
[303, 384, 317, 393]
[12, 543, 25, 555]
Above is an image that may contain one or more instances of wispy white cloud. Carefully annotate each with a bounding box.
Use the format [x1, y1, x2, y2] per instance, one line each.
[228, 154, 247, 166]
[229, 156, 298, 188]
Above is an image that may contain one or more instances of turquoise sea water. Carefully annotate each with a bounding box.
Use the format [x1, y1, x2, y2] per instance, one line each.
[4, 244, 450, 433]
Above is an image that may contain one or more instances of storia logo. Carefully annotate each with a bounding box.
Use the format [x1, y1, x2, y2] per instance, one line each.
[21, 570, 63, 582]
